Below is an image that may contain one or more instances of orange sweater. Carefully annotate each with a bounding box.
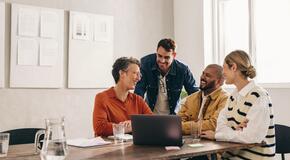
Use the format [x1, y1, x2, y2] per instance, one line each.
[93, 87, 152, 136]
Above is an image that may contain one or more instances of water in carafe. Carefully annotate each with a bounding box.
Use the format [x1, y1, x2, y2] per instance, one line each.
[40, 117, 68, 160]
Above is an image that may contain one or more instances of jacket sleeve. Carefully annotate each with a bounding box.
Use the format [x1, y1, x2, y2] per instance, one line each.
[93, 95, 113, 137]
[183, 66, 199, 95]
[178, 98, 193, 135]
[177, 98, 192, 122]
[201, 95, 228, 131]
[178, 94, 228, 134]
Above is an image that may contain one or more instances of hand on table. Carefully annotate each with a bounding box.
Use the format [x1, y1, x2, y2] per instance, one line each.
[200, 130, 215, 140]
[120, 120, 132, 133]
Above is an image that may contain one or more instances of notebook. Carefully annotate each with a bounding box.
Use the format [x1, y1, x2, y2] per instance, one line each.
[131, 114, 183, 146]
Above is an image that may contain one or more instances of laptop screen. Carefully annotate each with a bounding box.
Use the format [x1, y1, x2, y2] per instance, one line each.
[131, 114, 183, 146]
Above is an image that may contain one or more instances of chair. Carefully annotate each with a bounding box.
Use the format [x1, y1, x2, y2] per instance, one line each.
[275, 124, 290, 160]
[2, 128, 44, 145]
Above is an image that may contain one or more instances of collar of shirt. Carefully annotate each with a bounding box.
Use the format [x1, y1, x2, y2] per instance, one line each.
[201, 91, 208, 99]
[232, 80, 256, 98]
[107, 87, 133, 100]
[201, 87, 224, 100]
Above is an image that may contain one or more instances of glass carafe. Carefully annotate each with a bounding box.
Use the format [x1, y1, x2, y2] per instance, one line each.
[40, 117, 68, 160]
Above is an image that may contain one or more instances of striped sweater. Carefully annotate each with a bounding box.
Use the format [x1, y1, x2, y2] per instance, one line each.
[219, 84, 275, 160]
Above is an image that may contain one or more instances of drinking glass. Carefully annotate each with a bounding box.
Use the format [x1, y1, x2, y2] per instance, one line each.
[191, 119, 202, 143]
[112, 123, 125, 143]
[0, 133, 10, 157]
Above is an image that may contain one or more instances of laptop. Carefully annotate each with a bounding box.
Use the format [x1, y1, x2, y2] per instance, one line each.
[131, 114, 183, 146]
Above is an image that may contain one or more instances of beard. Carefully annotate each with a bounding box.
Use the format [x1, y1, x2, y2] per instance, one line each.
[200, 80, 216, 92]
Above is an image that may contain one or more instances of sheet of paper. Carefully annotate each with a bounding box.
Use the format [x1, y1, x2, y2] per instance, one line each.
[94, 19, 110, 42]
[72, 14, 90, 40]
[165, 146, 181, 151]
[39, 39, 58, 66]
[188, 143, 204, 148]
[107, 134, 133, 141]
[40, 11, 58, 38]
[67, 137, 111, 147]
[18, 8, 39, 37]
[17, 38, 38, 66]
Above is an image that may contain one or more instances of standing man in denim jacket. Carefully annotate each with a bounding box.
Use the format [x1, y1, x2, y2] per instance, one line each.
[134, 38, 199, 115]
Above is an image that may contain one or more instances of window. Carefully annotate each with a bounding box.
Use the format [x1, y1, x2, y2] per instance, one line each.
[255, 0, 290, 84]
[210, 0, 290, 86]
[216, 0, 249, 64]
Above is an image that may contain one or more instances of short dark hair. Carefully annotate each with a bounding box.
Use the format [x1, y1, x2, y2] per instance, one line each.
[157, 38, 176, 52]
[112, 57, 140, 83]
[206, 64, 223, 80]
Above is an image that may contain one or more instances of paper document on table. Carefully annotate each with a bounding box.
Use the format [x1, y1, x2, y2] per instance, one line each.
[188, 143, 204, 148]
[107, 134, 133, 141]
[67, 137, 111, 147]
[165, 146, 181, 151]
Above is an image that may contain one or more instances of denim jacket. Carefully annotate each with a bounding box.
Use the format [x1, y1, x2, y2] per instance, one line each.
[134, 54, 199, 114]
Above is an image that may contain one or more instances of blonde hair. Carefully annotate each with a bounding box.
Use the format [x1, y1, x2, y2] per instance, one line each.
[224, 50, 256, 79]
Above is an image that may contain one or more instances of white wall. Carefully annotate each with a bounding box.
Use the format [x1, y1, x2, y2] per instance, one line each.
[0, 1, 4, 88]
[174, 0, 205, 80]
[0, 0, 174, 138]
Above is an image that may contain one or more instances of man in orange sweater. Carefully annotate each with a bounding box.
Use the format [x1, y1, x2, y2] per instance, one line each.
[93, 57, 152, 137]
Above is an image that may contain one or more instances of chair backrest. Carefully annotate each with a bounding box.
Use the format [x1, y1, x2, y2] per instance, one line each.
[2, 128, 45, 145]
[275, 124, 290, 154]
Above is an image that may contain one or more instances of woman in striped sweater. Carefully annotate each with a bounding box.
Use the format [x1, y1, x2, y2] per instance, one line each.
[201, 50, 275, 160]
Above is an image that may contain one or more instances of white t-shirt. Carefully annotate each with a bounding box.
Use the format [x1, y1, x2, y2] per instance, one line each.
[197, 92, 208, 119]
[153, 75, 170, 115]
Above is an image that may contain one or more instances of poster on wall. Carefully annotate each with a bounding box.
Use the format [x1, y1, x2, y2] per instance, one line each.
[0, 2, 5, 88]
[39, 39, 58, 66]
[72, 14, 90, 41]
[17, 38, 38, 66]
[10, 4, 64, 88]
[40, 11, 58, 38]
[18, 8, 39, 37]
[94, 18, 110, 42]
[68, 11, 114, 88]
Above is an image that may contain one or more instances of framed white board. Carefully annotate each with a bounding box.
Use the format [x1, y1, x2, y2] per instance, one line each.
[0, 2, 4, 88]
[10, 4, 64, 88]
[68, 11, 114, 88]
